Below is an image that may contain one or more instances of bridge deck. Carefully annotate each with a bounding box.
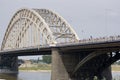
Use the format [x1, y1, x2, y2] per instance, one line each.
[0, 40, 120, 56]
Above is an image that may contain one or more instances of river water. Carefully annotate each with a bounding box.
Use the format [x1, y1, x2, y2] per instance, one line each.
[0, 71, 119, 80]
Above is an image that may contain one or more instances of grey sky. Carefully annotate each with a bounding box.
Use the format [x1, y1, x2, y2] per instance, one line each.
[0, 0, 120, 59]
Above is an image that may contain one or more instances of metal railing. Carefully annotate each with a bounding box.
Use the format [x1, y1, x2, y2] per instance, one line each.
[56, 35, 120, 46]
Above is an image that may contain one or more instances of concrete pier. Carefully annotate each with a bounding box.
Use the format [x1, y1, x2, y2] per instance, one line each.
[51, 48, 70, 80]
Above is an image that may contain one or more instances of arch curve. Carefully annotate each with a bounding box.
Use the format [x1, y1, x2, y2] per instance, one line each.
[1, 8, 79, 50]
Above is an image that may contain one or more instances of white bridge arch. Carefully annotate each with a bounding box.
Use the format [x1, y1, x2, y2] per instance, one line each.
[1, 8, 79, 50]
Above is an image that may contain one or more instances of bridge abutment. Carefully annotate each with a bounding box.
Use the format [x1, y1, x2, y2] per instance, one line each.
[0, 55, 18, 73]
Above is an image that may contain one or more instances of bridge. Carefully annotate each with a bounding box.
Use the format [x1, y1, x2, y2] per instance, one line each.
[0, 8, 120, 80]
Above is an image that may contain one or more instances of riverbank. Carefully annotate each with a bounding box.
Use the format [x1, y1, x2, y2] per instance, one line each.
[19, 65, 120, 72]
[19, 66, 51, 70]
[19, 70, 51, 72]
[19, 63, 51, 71]
[112, 65, 120, 72]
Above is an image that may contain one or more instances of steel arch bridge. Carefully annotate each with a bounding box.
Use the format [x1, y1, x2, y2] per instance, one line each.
[1, 8, 79, 50]
[0, 8, 120, 80]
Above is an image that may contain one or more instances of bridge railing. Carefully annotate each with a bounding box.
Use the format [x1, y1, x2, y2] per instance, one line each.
[78, 35, 120, 44]
[57, 35, 120, 46]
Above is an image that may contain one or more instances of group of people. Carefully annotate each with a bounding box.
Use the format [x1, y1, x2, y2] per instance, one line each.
[78, 35, 120, 43]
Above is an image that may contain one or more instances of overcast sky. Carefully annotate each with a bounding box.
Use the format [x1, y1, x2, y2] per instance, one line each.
[0, 0, 120, 59]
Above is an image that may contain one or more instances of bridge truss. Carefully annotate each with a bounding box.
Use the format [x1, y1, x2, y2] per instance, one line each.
[1, 8, 79, 50]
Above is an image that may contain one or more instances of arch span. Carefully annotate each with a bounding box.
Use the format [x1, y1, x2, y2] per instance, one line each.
[1, 8, 79, 50]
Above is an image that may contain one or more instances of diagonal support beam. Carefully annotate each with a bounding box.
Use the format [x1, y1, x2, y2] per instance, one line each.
[72, 51, 107, 76]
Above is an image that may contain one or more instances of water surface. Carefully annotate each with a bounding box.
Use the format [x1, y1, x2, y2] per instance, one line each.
[0, 72, 51, 80]
[0, 71, 119, 80]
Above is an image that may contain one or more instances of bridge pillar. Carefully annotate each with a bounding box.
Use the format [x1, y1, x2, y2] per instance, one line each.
[51, 48, 70, 80]
[0, 55, 18, 73]
[101, 67, 112, 80]
[51, 49, 113, 80]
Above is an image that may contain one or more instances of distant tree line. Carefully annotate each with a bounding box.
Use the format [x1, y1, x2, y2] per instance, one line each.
[114, 61, 120, 65]
[29, 55, 51, 64]
[42, 55, 51, 64]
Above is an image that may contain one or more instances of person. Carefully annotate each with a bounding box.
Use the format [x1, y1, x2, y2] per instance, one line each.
[90, 36, 93, 39]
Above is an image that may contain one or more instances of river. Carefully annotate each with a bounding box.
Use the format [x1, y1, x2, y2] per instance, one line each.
[0, 71, 119, 80]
